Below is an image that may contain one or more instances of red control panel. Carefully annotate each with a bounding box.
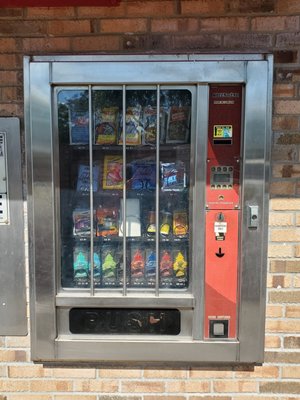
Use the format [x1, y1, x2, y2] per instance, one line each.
[204, 85, 243, 339]
[206, 85, 242, 210]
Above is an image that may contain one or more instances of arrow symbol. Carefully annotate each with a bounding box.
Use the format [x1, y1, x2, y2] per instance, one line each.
[216, 247, 225, 258]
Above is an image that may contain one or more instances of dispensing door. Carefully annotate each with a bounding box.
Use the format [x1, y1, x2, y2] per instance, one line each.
[25, 55, 272, 363]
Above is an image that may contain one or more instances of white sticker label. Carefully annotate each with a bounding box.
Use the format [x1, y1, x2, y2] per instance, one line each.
[214, 222, 227, 234]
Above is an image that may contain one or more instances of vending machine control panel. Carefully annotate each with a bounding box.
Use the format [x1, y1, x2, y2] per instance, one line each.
[205, 85, 242, 339]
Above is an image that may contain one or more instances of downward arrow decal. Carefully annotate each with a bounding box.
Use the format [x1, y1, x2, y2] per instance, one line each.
[216, 247, 225, 258]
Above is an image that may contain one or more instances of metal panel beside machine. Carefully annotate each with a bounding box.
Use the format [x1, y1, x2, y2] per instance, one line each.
[0, 118, 27, 336]
[25, 55, 272, 363]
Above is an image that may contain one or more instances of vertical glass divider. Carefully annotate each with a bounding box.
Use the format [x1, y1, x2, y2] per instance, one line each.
[88, 85, 94, 296]
[155, 85, 160, 297]
[122, 85, 127, 296]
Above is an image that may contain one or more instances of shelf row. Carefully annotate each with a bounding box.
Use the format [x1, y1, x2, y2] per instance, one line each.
[62, 241, 189, 290]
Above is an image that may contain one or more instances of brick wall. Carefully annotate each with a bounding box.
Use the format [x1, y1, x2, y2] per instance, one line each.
[0, 0, 299, 398]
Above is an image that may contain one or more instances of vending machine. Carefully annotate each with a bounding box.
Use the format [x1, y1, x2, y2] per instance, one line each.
[25, 54, 272, 363]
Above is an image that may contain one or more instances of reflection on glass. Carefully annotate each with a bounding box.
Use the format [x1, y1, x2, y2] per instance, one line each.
[58, 89, 91, 288]
[58, 87, 191, 291]
[159, 89, 191, 289]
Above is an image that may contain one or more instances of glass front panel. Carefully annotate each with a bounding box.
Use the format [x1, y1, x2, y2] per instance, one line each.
[58, 89, 91, 288]
[57, 86, 192, 292]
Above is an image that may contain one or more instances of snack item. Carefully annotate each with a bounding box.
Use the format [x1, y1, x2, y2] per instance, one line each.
[130, 161, 156, 190]
[102, 247, 118, 287]
[76, 163, 100, 193]
[143, 106, 168, 145]
[143, 105, 157, 145]
[173, 210, 188, 237]
[159, 249, 173, 288]
[161, 161, 186, 191]
[173, 251, 187, 277]
[160, 211, 172, 237]
[172, 249, 188, 288]
[130, 247, 145, 286]
[116, 250, 125, 287]
[73, 209, 94, 237]
[166, 105, 190, 143]
[93, 251, 102, 287]
[103, 155, 123, 189]
[119, 105, 142, 145]
[145, 249, 156, 287]
[96, 206, 118, 237]
[146, 210, 156, 237]
[160, 250, 173, 278]
[70, 111, 89, 144]
[95, 106, 119, 145]
[73, 246, 90, 287]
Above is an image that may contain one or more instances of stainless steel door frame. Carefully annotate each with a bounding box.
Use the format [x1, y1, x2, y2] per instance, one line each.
[25, 54, 273, 363]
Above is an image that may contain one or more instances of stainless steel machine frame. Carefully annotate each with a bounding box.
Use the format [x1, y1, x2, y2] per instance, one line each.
[25, 54, 273, 363]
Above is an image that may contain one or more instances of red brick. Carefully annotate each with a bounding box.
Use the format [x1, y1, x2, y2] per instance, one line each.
[151, 18, 198, 33]
[273, 83, 295, 97]
[0, 8, 23, 18]
[274, 50, 298, 63]
[0, 103, 23, 117]
[181, 0, 225, 15]
[0, 38, 17, 53]
[127, 1, 175, 17]
[0, 54, 18, 69]
[272, 116, 299, 131]
[0, 71, 17, 85]
[251, 16, 298, 31]
[25, 7, 75, 18]
[273, 164, 300, 178]
[72, 35, 120, 52]
[101, 18, 147, 33]
[48, 20, 91, 35]
[270, 181, 295, 196]
[0, 20, 46, 36]
[271, 145, 297, 161]
[23, 37, 71, 53]
[276, 0, 300, 13]
[201, 17, 249, 31]
[77, 3, 127, 17]
[275, 100, 300, 114]
[275, 132, 300, 144]
[227, 0, 275, 13]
